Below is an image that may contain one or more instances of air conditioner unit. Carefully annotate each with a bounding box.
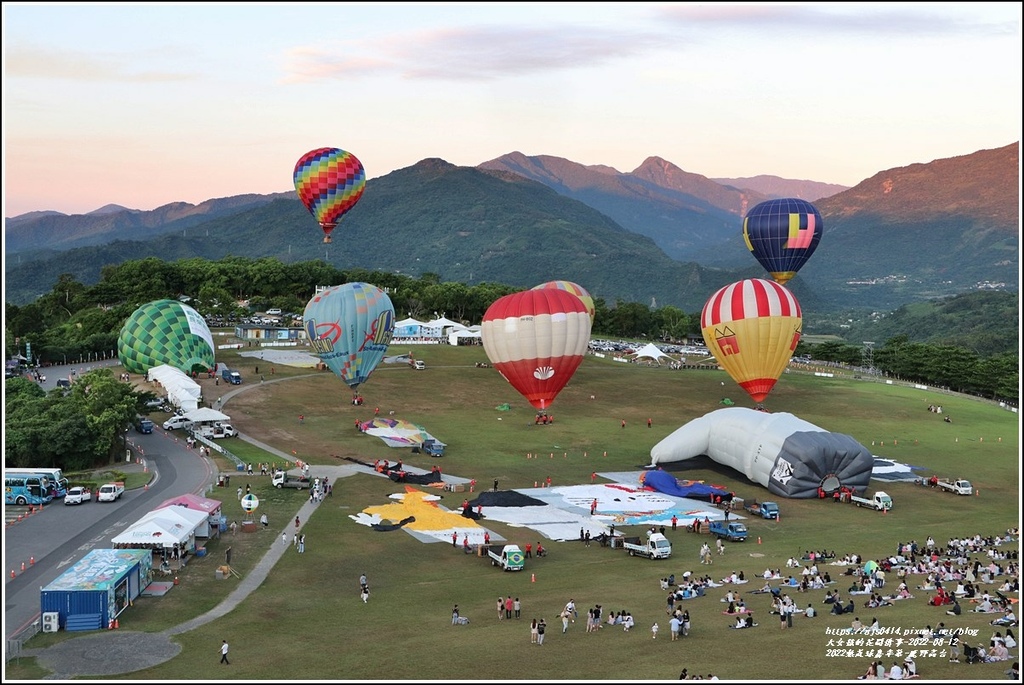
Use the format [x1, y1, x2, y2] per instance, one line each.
[42, 612, 59, 633]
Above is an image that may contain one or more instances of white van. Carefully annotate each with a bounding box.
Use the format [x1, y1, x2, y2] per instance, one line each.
[266, 308, 282, 316]
[162, 415, 193, 431]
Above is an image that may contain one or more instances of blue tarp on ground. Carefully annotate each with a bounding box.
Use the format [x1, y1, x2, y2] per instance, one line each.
[640, 469, 733, 502]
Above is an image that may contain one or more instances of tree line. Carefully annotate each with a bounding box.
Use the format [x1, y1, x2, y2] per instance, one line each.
[5, 257, 1018, 402]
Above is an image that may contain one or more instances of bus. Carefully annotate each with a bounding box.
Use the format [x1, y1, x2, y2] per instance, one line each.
[4, 474, 55, 506]
[5, 468, 69, 498]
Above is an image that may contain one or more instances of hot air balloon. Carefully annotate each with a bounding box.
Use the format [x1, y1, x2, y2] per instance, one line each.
[700, 278, 802, 405]
[303, 283, 395, 394]
[531, 280, 596, 325]
[117, 300, 216, 375]
[742, 198, 823, 285]
[481, 289, 591, 411]
[293, 147, 366, 243]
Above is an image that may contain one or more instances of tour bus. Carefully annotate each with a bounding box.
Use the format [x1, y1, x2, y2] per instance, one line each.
[4, 474, 55, 506]
[4, 468, 68, 498]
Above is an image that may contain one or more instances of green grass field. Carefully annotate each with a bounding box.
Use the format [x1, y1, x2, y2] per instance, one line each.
[9, 345, 1021, 681]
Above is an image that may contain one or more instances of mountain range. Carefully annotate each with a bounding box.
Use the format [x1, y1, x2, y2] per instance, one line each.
[3, 143, 1018, 313]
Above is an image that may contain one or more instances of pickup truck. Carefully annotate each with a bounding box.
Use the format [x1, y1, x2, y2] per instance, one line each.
[623, 532, 672, 559]
[64, 486, 92, 505]
[936, 479, 973, 496]
[487, 544, 526, 571]
[708, 521, 749, 542]
[97, 482, 125, 502]
[743, 500, 779, 520]
[412, 438, 445, 457]
[849, 491, 893, 511]
[272, 472, 311, 489]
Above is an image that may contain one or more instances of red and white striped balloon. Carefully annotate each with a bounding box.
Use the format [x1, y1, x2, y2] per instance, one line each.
[481, 289, 592, 410]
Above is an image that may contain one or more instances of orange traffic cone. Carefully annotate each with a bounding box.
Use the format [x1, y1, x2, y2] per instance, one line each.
[29, 556, 34, 565]
[21, 562, 26, 572]
[174, 576, 179, 586]
[757, 536, 762, 544]
[10, 569, 15, 579]
[108, 619, 114, 630]
[531, 573, 536, 583]
[603, 451, 607, 457]
[114, 618, 119, 629]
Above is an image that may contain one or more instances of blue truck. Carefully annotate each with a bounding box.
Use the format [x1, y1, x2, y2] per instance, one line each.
[708, 521, 749, 542]
[743, 500, 780, 520]
[221, 368, 242, 385]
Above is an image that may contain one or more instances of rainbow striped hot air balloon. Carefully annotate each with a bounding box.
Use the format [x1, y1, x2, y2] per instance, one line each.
[293, 148, 366, 243]
[531, 280, 595, 325]
[304, 283, 395, 393]
[481, 289, 592, 411]
[700, 279, 802, 405]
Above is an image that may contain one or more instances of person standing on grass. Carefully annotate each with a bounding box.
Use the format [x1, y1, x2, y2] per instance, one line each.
[651, 621, 659, 639]
[220, 640, 229, 665]
[505, 596, 514, 620]
[530, 618, 538, 643]
[537, 618, 546, 645]
[360, 584, 369, 603]
[298, 534, 305, 554]
[497, 597, 504, 620]
[514, 597, 521, 619]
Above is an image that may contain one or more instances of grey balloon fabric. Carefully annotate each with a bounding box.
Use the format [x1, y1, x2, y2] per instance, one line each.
[649, 407, 873, 499]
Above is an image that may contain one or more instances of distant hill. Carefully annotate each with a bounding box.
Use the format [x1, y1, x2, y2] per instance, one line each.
[710, 175, 848, 201]
[477, 152, 763, 265]
[3, 144, 1017, 314]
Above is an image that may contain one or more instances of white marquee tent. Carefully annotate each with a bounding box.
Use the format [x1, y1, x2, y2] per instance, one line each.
[111, 506, 210, 550]
[146, 364, 202, 411]
[628, 343, 675, 365]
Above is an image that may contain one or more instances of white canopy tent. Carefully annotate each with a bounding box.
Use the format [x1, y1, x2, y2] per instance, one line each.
[111, 506, 210, 550]
[184, 407, 231, 424]
[147, 364, 202, 411]
[628, 343, 675, 365]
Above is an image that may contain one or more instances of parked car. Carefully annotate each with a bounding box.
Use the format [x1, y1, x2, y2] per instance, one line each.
[143, 397, 165, 409]
[162, 415, 193, 431]
[64, 486, 92, 505]
[135, 417, 155, 434]
[266, 308, 282, 316]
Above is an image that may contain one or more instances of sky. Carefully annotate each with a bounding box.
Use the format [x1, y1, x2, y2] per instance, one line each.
[2, 2, 1021, 218]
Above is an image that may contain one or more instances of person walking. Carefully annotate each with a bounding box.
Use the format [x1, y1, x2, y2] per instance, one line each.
[652, 621, 659, 639]
[514, 597, 521, 619]
[360, 584, 369, 603]
[294, 515, 300, 530]
[505, 596, 514, 620]
[561, 611, 570, 634]
[220, 640, 230, 665]
[298, 534, 305, 554]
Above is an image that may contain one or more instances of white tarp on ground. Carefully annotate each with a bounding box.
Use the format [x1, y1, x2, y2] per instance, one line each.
[184, 407, 231, 423]
[629, 343, 675, 364]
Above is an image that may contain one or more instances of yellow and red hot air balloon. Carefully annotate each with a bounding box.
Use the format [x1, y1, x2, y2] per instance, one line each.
[531, 280, 595, 325]
[293, 147, 366, 243]
[481, 289, 592, 411]
[700, 278, 802, 405]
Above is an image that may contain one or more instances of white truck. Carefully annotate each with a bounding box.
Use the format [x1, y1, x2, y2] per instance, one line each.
[849, 491, 893, 511]
[623, 532, 672, 559]
[486, 544, 526, 571]
[196, 422, 238, 439]
[272, 471, 311, 489]
[936, 479, 973, 496]
[97, 482, 125, 502]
